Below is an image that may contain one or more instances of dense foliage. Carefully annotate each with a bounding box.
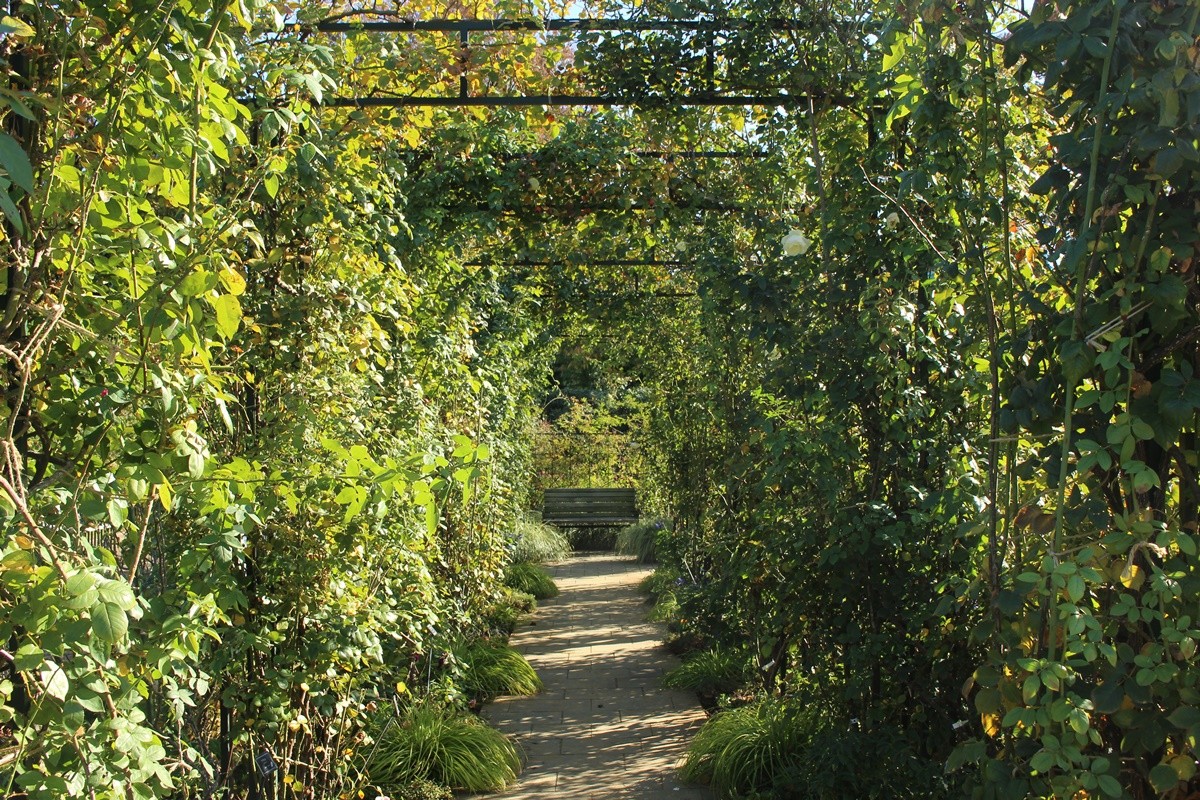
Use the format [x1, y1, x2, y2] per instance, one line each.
[0, 0, 1197, 798]
[0, 0, 561, 797]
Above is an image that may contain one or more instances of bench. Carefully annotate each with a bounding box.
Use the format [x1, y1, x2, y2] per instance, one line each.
[542, 488, 639, 528]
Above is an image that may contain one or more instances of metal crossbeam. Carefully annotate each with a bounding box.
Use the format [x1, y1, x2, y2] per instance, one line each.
[326, 94, 812, 108]
[466, 259, 690, 267]
[315, 17, 839, 108]
[316, 18, 805, 33]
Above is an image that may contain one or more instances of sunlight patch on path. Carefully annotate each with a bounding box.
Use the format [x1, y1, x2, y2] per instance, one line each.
[485, 554, 713, 800]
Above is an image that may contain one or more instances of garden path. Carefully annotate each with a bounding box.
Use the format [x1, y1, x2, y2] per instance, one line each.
[485, 553, 713, 800]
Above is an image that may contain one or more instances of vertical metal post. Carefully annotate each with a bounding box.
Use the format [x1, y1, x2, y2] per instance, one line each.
[459, 26, 469, 100]
[705, 31, 715, 93]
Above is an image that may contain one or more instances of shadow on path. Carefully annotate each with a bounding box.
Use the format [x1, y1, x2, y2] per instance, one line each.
[484, 554, 713, 800]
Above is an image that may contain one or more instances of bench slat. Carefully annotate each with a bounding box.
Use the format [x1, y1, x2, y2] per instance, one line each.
[542, 488, 638, 527]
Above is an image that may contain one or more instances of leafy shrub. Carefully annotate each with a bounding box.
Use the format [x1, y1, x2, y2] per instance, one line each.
[509, 518, 571, 563]
[639, 567, 683, 621]
[616, 517, 669, 563]
[504, 562, 558, 599]
[365, 703, 520, 792]
[680, 696, 820, 797]
[647, 593, 679, 623]
[681, 697, 944, 800]
[480, 587, 536, 635]
[503, 586, 538, 613]
[453, 639, 543, 701]
[663, 649, 754, 697]
[773, 726, 949, 800]
[368, 777, 453, 800]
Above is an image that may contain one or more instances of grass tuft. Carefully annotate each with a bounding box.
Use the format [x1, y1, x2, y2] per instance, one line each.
[453, 638, 543, 701]
[663, 649, 754, 697]
[509, 518, 571, 563]
[365, 702, 520, 793]
[680, 696, 818, 796]
[504, 562, 558, 599]
[615, 517, 669, 563]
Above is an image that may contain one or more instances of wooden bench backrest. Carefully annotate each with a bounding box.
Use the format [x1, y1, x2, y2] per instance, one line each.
[542, 488, 639, 527]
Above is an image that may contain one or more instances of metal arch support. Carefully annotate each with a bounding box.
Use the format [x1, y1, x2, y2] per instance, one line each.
[313, 17, 849, 109]
[326, 94, 816, 108]
[315, 18, 809, 33]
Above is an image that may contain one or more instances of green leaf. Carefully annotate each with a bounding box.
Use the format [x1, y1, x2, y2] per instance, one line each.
[65, 571, 96, 597]
[39, 660, 69, 700]
[0, 16, 35, 37]
[14, 644, 42, 670]
[1092, 679, 1124, 714]
[188, 450, 205, 479]
[211, 293, 242, 339]
[178, 269, 213, 297]
[1030, 748, 1056, 773]
[975, 687, 1002, 714]
[1096, 774, 1122, 797]
[0, 549, 35, 574]
[1159, 88, 1179, 128]
[1149, 763, 1180, 793]
[882, 38, 906, 71]
[1023, 673, 1041, 703]
[96, 578, 136, 610]
[1167, 705, 1200, 729]
[1061, 340, 1093, 385]
[107, 497, 128, 528]
[91, 599, 129, 643]
[0, 131, 33, 192]
[0, 187, 23, 234]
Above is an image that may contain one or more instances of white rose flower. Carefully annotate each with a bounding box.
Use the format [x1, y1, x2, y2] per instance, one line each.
[782, 228, 812, 256]
[884, 211, 900, 230]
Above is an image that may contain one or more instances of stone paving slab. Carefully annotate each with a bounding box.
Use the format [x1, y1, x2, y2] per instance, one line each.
[484, 554, 713, 800]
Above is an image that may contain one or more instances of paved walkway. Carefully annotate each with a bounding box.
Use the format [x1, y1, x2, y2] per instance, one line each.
[486, 554, 714, 800]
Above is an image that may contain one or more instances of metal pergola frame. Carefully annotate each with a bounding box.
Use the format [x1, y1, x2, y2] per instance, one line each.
[314, 17, 843, 108]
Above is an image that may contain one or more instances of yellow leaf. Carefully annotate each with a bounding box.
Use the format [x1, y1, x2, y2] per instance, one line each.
[219, 266, 247, 296]
[1170, 754, 1196, 781]
[981, 712, 1000, 738]
[1120, 563, 1143, 589]
[0, 16, 35, 38]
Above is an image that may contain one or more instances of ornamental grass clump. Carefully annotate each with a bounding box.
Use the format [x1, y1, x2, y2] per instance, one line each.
[680, 696, 820, 797]
[509, 518, 571, 563]
[365, 703, 520, 793]
[616, 517, 669, 563]
[504, 561, 558, 599]
[453, 638, 543, 702]
[663, 649, 754, 698]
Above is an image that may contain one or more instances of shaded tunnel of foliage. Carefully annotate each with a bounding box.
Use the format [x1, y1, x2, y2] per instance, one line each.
[0, 0, 1198, 798]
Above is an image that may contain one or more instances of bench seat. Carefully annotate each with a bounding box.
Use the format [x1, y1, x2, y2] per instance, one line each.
[542, 488, 639, 527]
